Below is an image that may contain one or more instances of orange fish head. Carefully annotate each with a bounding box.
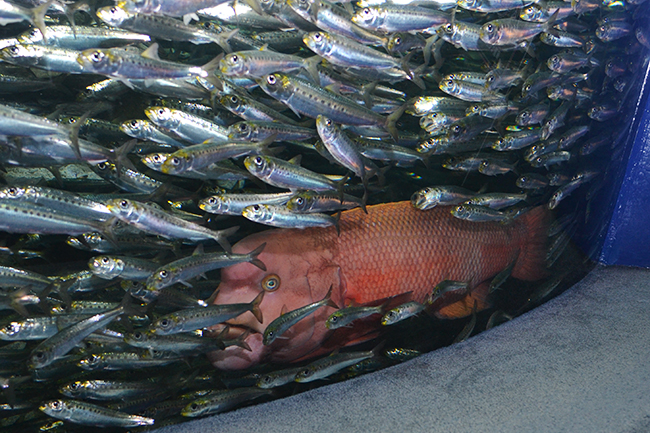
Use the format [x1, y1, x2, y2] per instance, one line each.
[208, 229, 342, 370]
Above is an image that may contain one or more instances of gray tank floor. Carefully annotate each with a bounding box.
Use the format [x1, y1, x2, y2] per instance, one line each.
[155, 265, 650, 433]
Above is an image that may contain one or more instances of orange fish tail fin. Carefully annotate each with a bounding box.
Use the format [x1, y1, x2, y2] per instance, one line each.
[512, 205, 551, 281]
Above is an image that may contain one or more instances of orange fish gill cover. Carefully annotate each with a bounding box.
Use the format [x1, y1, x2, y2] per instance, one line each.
[210, 201, 550, 369]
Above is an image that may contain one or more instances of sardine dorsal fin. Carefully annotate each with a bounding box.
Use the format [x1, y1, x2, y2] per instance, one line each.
[287, 155, 302, 166]
[141, 43, 160, 60]
[183, 13, 199, 25]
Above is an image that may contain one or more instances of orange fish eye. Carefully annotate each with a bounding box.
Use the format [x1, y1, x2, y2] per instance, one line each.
[261, 274, 280, 291]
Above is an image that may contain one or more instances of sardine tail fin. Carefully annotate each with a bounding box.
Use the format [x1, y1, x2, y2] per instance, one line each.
[303, 56, 321, 86]
[212, 29, 238, 53]
[323, 285, 338, 309]
[234, 330, 252, 352]
[250, 291, 264, 324]
[30, 0, 54, 42]
[386, 104, 406, 141]
[202, 53, 223, 73]
[214, 226, 239, 253]
[250, 259, 266, 271]
[512, 205, 551, 281]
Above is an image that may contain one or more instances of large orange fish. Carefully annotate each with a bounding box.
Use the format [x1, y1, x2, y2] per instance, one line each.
[208, 201, 549, 370]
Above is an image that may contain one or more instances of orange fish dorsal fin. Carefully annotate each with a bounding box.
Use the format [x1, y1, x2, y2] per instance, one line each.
[280, 304, 288, 315]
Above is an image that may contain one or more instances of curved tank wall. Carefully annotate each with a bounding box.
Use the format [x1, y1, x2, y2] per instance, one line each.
[0, 0, 648, 431]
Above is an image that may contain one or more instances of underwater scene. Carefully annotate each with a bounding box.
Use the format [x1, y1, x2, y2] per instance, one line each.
[0, 0, 648, 430]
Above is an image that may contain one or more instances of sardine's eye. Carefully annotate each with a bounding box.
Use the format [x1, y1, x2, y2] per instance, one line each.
[301, 369, 311, 377]
[159, 270, 169, 279]
[330, 315, 338, 323]
[190, 403, 199, 411]
[431, 113, 438, 118]
[119, 200, 129, 208]
[296, 197, 304, 205]
[97, 162, 108, 170]
[229, 54, 239, 63]
[157, 108, 165, 116]
[393, 37, 401, 45]
[132, 331, 143, 340]
[50, 401, 61, 410]
[252, 204, 260, 211]
[485, 24, 494, 33]
[159, 318, 171, 328]
[7, 187, 16, 195]
[446, 79, 454, 87]
[487, 75, 494, 82]
[313, 33, 323, 41]
[171, 157, 180, 166]
[325, 118, 332, 127]
[90, 51, 103, 62]
[69, 382, 80, 390]
[266, 74, 277, 85]
[110, 6, 117, 12]
[34, 351, 46, 361]
[267, 330, 274, 339]
[130, 120, 138, 127]
[208, 197, 217, 205]
[445, 24, 453, 33]
[230, 95, 238, 104]
[152, 154, 160, 162]
[254, 156, 264, 166]
[8, 46, 18, 55]
[362, 7, 371, 15]
[101, 257, 110, 264]
[453, 125, 461, 133]
[262, 274, 280, 291]
[238, 123, 248, 132]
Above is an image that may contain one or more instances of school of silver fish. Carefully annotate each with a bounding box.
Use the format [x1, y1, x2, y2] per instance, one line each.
[0, 0, 646, 429]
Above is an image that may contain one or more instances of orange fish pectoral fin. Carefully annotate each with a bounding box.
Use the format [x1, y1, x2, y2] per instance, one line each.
[432, 281, 491, 320]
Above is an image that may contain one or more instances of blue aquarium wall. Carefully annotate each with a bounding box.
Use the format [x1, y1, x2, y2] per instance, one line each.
[574, 51, 650, 267]
[599, 59, 650, 267]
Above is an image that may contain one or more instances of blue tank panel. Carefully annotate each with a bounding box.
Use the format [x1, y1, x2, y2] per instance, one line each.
[573, 61, 650, 267]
